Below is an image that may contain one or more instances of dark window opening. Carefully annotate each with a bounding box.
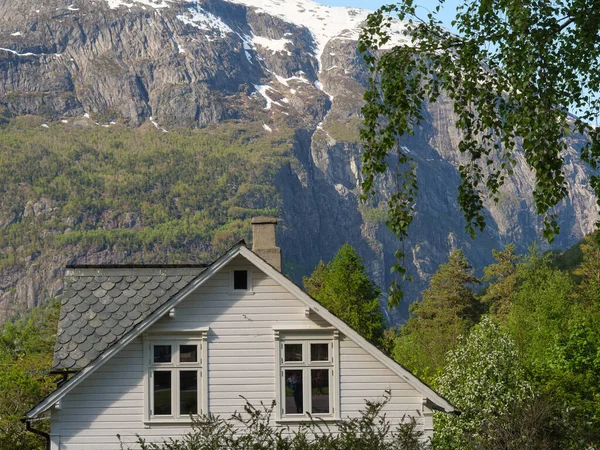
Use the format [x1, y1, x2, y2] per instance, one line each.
[180, 371, 198, 415]
[180, 345, 198, 363]
[285, 344, 303, 362]
[153, 345, 172, 363]
[311, 369, 330, 413]
[311, 343, 329, 362]
[153, 371, 172, 415]
[233, 270, 248, 290]
[285, 370, 303, 414]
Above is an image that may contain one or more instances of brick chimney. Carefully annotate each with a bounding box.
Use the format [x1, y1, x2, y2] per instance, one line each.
[251, 217, 281, 271]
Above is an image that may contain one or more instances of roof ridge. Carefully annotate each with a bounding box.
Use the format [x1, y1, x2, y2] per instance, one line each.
[65, 264, 209, 268]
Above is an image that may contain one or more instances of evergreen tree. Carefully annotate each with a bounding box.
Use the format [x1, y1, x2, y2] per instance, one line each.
[391, 250, 481, 381]
[573, 235, 600, 305]
[303, 244, 384, 346]
[480, 244, 520, 319]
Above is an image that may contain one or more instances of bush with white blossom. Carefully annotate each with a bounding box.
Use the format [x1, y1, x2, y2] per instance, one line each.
[434, 316, 533, 449]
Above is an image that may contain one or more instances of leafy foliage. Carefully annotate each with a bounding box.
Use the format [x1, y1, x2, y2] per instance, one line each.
[0, 299, 60, 449]
[507, 249, 600, 447]
[120, 393, 430, 450]
[303, 244, 385, 345]
[435, 317, 534, 449]
[358, 0, 600, 305]
[385, 237, 600, 448]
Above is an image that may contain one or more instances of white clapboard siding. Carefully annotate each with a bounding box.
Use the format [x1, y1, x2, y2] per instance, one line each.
[339, 338, 424, 424]
[54, 259, 427, 449]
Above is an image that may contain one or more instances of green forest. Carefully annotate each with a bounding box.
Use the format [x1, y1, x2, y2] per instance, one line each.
[0, 113, 295, 283]
[0, 299, 59, 449]
[384, 236, 600, 449]
[2, 234, 599, 449]
[301, 237, 600, 448]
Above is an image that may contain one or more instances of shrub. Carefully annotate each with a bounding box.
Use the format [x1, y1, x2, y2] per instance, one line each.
[119, 392, 430, 450]
[434, 316, 534, 449]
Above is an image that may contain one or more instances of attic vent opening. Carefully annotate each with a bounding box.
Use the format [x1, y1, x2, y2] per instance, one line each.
[233, 270, 248, 290]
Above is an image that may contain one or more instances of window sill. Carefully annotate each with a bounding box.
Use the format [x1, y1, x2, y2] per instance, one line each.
[144, 418, 204, 426]
[276, 417, 340, 425]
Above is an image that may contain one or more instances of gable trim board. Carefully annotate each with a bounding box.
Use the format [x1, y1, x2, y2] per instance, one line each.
[26, 243, 455, 420]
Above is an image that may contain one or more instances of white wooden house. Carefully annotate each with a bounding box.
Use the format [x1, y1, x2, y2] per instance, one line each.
[25, 217, 455, 449]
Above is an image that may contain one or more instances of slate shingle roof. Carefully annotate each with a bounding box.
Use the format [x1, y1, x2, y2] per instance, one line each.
[53, 266, 205, 371]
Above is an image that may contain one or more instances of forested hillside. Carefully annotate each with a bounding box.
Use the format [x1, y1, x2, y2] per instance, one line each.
[0, 115, 293, 319]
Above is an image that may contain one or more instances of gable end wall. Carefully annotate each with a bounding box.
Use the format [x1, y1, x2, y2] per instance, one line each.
[51, 257, 427, 449]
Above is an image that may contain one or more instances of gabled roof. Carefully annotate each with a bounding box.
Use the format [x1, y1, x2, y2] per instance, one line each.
[27, 242, 455, 419]
[54, 267, 204, 371]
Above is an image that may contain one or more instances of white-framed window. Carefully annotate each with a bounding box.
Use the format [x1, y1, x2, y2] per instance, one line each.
[143, 331, 208, 423]
[274, 329, 340, 421]
[229, 267, 253, 294]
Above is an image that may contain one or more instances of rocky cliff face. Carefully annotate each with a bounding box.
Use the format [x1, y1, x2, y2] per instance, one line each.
[0, 0, 598, 324]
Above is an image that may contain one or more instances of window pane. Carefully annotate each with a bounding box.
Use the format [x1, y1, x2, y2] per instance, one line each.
[284, 344, 303, 362]
[233, 270, 248, 290]
[284, 370, 303, 414]
[180, 371, 198, 415]
[153, 345, 172, 363]
[180, 345, 198, 363]
[311, 369, 329, 414]
[153, 371, 172, 415]
[310, 343, 329, 362]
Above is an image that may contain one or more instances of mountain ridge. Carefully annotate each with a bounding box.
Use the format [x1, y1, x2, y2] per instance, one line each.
[0, 0, 598, 324]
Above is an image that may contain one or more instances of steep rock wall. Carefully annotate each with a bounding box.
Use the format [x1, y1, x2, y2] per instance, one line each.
[0, 0, 598, 323]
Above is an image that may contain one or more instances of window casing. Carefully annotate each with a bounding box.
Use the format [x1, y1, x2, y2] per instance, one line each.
[143, 332, 208, 423]
[275, 330, 340, 421]
[229, 267, 253, 294]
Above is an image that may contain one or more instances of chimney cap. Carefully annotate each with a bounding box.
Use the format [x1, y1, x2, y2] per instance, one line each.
[251, 216, 278, 225]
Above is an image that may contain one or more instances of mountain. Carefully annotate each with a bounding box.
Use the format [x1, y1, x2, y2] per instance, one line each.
[0, 0, 598, 324]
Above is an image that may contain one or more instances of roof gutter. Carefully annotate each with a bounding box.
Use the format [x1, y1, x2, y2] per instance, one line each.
[423, 397, 461, 415]
[21, 418, 50, 450]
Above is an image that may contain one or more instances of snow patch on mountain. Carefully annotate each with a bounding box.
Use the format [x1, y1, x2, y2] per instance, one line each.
[177, 5, 234, 35]
[103, 0, 410, 66]
[223, 0, 369, 66]
[253, 85, 281, 110]
[253, 36, 292, 55]
[105, 0, 171, 9]
[0, 47, 42, 56]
